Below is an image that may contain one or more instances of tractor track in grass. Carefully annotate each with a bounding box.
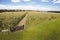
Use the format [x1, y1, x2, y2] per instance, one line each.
[13, 13, 28, 32]
[16, 13, 28, 26]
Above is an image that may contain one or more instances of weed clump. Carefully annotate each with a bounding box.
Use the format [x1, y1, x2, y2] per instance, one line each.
[49, 16, 56, 21]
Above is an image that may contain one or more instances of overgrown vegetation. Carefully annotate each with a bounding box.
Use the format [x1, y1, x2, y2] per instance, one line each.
[25, 12, 60, 40]
[0, 12, 26, 30]
[0, 11, 60, 40]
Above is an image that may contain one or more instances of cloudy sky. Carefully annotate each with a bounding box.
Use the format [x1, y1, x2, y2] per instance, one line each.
[0, 0, 60, 11]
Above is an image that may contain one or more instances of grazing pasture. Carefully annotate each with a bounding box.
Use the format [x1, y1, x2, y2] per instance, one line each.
[0, 11, 60, 40]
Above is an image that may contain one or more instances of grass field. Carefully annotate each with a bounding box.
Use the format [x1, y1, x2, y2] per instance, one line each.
[0, 12, 26, 30]
[25, 12, 60, 40]
[0, 11, 60, 40]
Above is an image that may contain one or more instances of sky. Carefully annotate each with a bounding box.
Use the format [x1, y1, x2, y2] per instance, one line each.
[0, 0, 60, 11]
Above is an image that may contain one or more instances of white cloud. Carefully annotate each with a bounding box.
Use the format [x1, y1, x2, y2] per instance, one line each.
[1, 5, 40, 10]
[53, 0, 60, 3]
[0, 4, 60, 11]
[41, 0, 49, 2]
[31, 2, 36, 4]
[11, 0, 20, 2]
[24, 0, 30, 2]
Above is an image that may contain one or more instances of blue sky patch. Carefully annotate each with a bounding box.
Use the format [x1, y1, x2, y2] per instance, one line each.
[0, 0, 60, 11]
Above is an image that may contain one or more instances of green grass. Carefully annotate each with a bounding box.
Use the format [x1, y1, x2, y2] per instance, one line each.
[24, 12, 60, 40]
[0, 11, 60, 40]
[0, 12, 26, 29]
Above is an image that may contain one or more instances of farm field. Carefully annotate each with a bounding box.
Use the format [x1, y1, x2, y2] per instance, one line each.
[0, 12, 26, 30]
[0, 11, 60, 40]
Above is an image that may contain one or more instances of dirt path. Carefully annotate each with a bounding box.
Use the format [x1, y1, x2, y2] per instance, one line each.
[16, 14, 28, 26]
